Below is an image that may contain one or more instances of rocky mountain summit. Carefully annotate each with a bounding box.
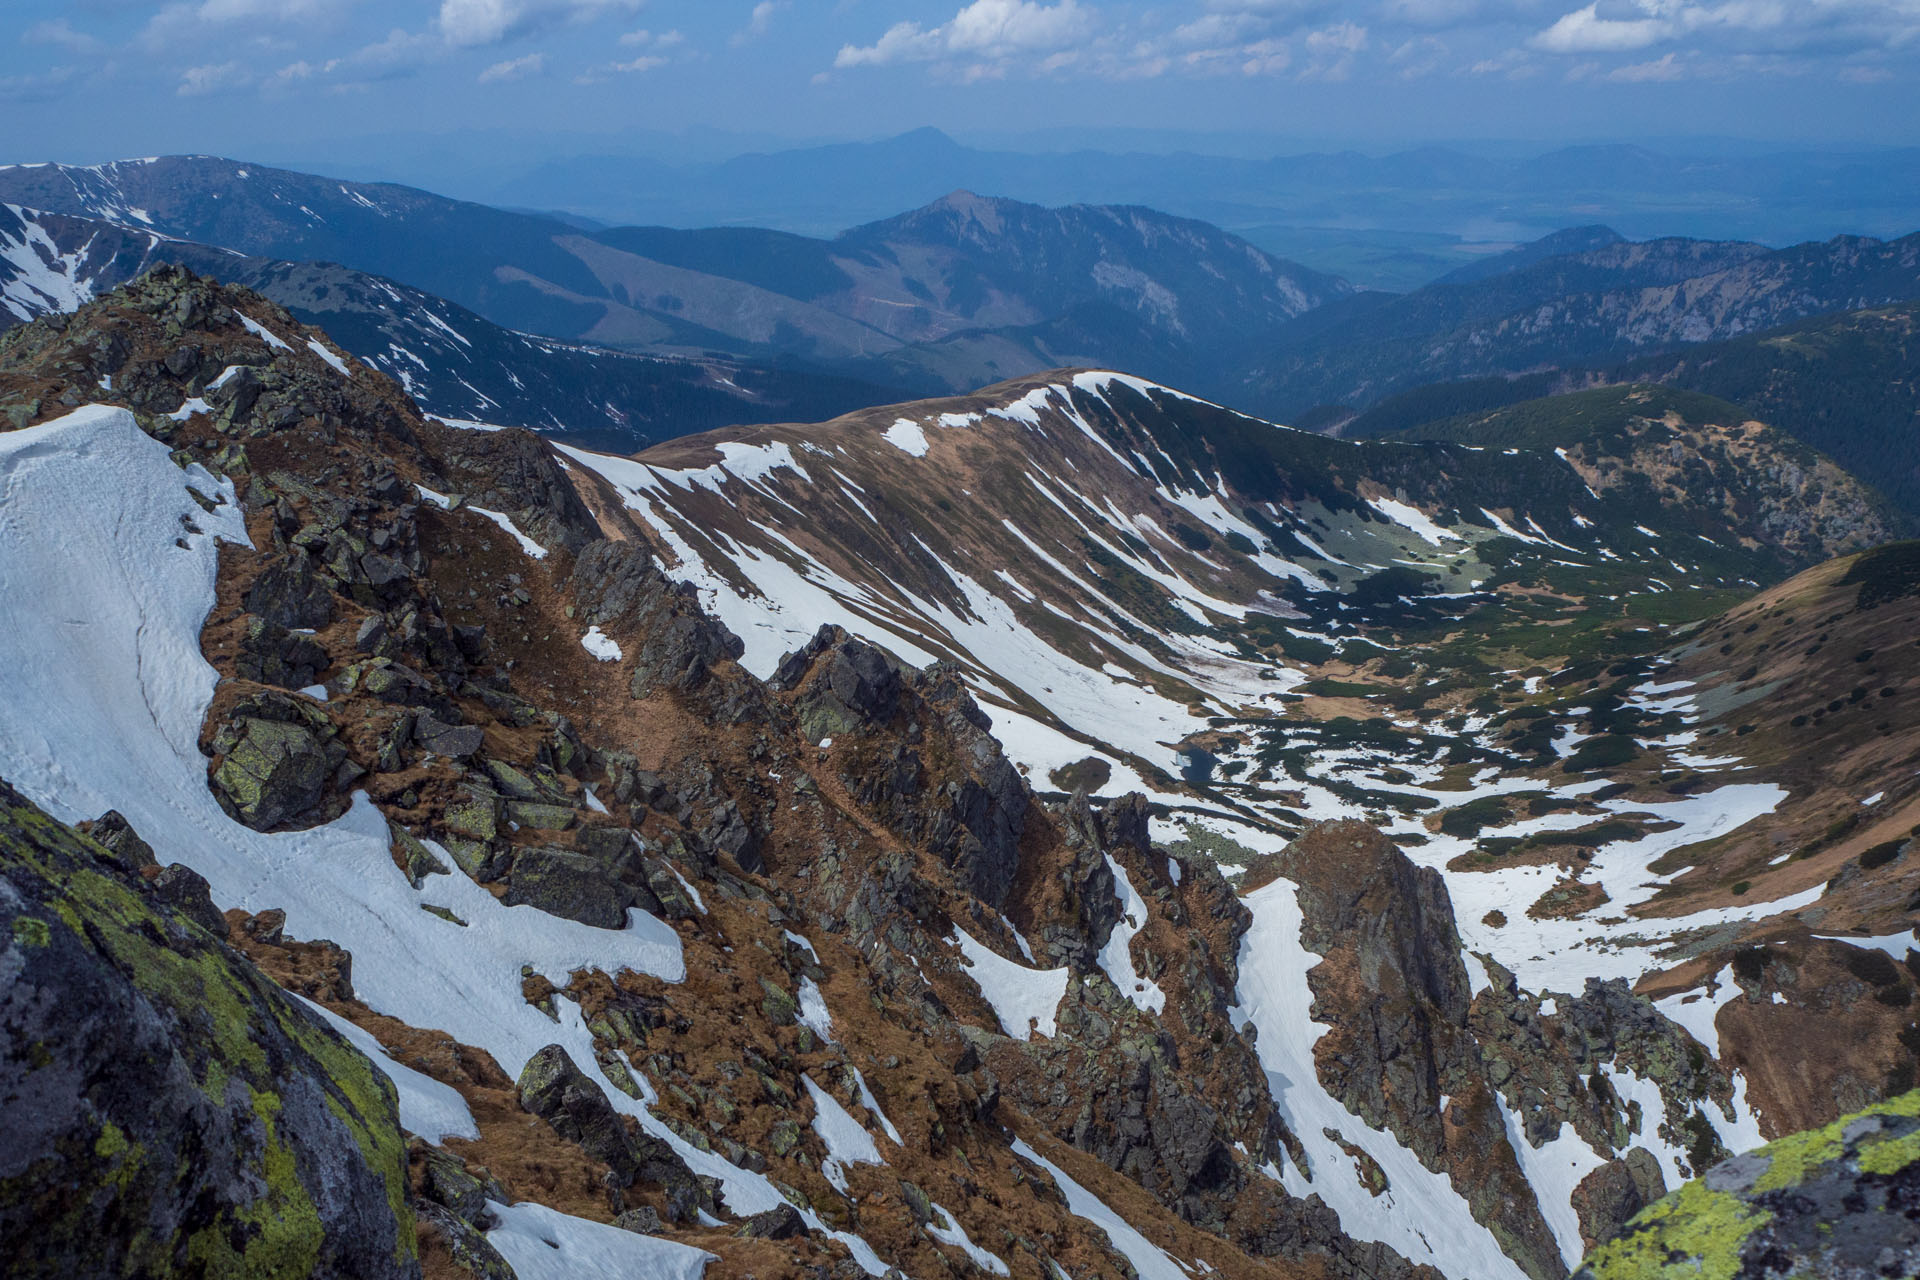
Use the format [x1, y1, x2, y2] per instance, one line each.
[1, 266, 1917, 1280]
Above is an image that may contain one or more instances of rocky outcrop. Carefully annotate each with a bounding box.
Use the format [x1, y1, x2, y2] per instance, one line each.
[1571, 1149, 1667, 1254]
[776, 626, 1032, 907]
[0, 779, 416, 1280]
[207, 690, 351, 830]
[434, 421, 601, 554]
[515, 1043, 715, 1223]
[1575, 1090, 1920, 1279]
[1472, 961, 1740, 1181]
[570, 539, 746, 699]
[1276, 821, 1566, 1280]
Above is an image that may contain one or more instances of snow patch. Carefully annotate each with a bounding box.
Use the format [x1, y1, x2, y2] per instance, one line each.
[581, 626, 623, 662]
[238, 314, 290, 351]
[485, 1199, 713, 1280]
[1097, 855, 1167, 1015]
[306, 338, 353, 377]
[950, 925, 1069, 1040]
[882, 418, 930, 457]
[297, 996, 479, 1144]
[804, 1075, 884, 1192]
[1011, 1139, 1191, 1280]
[1368, 496, 1462, 547]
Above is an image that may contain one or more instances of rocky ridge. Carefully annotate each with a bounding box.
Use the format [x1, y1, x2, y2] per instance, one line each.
[2, 265, 1918, 1280]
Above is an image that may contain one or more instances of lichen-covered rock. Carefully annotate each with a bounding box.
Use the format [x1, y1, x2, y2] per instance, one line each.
[412, 712, 484, 760]
[737, 1203, 807, 1239]
[75, 808, 157, 871]
[208, 692, 346, 830]
[502, 844, 657, 930]
[0, 777, 417, 1279]
[1576, 1090, 1920, 1279]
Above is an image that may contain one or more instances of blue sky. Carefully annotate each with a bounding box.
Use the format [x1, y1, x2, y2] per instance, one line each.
[4, 1, 1919, 167]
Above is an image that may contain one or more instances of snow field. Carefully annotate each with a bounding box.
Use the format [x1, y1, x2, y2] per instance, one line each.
[0, 406, 898, 1277]
[882, 418, 930, 456]
[803, 1075, 884, 1193]
[1097, 855, 1167, 1014]
[485, 1199, 714, 1280]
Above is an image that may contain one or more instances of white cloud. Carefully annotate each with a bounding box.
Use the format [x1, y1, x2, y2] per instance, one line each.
[22, 19, 103, 54]
[177, 60, 252, 95]
[1301, 20, 1368, 78]
[478, 51, 545, 81]
[0, 66, 81, 103]
[310, 27, 437, 84]
[1533, 3, 1670, 52]
[619, 26, 682, 46]
[836, 0, 1093, 68]
[140, 0, 358, 53]
[836, 23, 942, 66]
[1532, 1, 1920, 57]
[1608, 49, 1684, 77]
[733, 1, 785, 45]
[1387, 34, 1449, 76]
[439, 0, 521, 46]
[265, 59, 319, 90]
[195, 0, 352, 19]
[436, 0, 644, 48]
[1170, 13, 1269, 46]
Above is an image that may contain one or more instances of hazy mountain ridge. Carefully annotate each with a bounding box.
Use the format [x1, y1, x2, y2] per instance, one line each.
[0, 200, 906, 443]
[473, 128, 1920, 250]
[0, 157, 1345, 404]
[1244, 229, 1920, 418]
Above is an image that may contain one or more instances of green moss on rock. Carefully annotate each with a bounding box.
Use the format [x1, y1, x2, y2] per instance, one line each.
[1577, 1090, 1920, 1279]
[0, 778, 417, 1279]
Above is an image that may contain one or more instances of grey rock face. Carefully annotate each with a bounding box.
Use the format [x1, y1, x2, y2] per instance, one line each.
[245, 550, 335, 629]
[0, 778, 417, 1280]
[514, 1043, 714, 1222]
[502, 844, 657, 930]
[569, 540, 745, 699]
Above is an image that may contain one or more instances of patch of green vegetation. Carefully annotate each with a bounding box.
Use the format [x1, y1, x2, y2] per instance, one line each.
[1298, 678, 1381, 698]
[1438, 795, 1511, 839]
[1528, 820, 1645, 848]
[1861, 840, 1906, 870]
[1561, 733, 1640, 773]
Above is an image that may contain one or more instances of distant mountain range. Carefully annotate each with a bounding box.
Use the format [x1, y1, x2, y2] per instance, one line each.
[0, 158, 1346, 406]
[0, 201, 905, 444]
[467, 128, 1920, 253]
[4, 156, 1918, 461]
[1243, 231, 1920, 420]
[1344, 302, 1920, 519]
